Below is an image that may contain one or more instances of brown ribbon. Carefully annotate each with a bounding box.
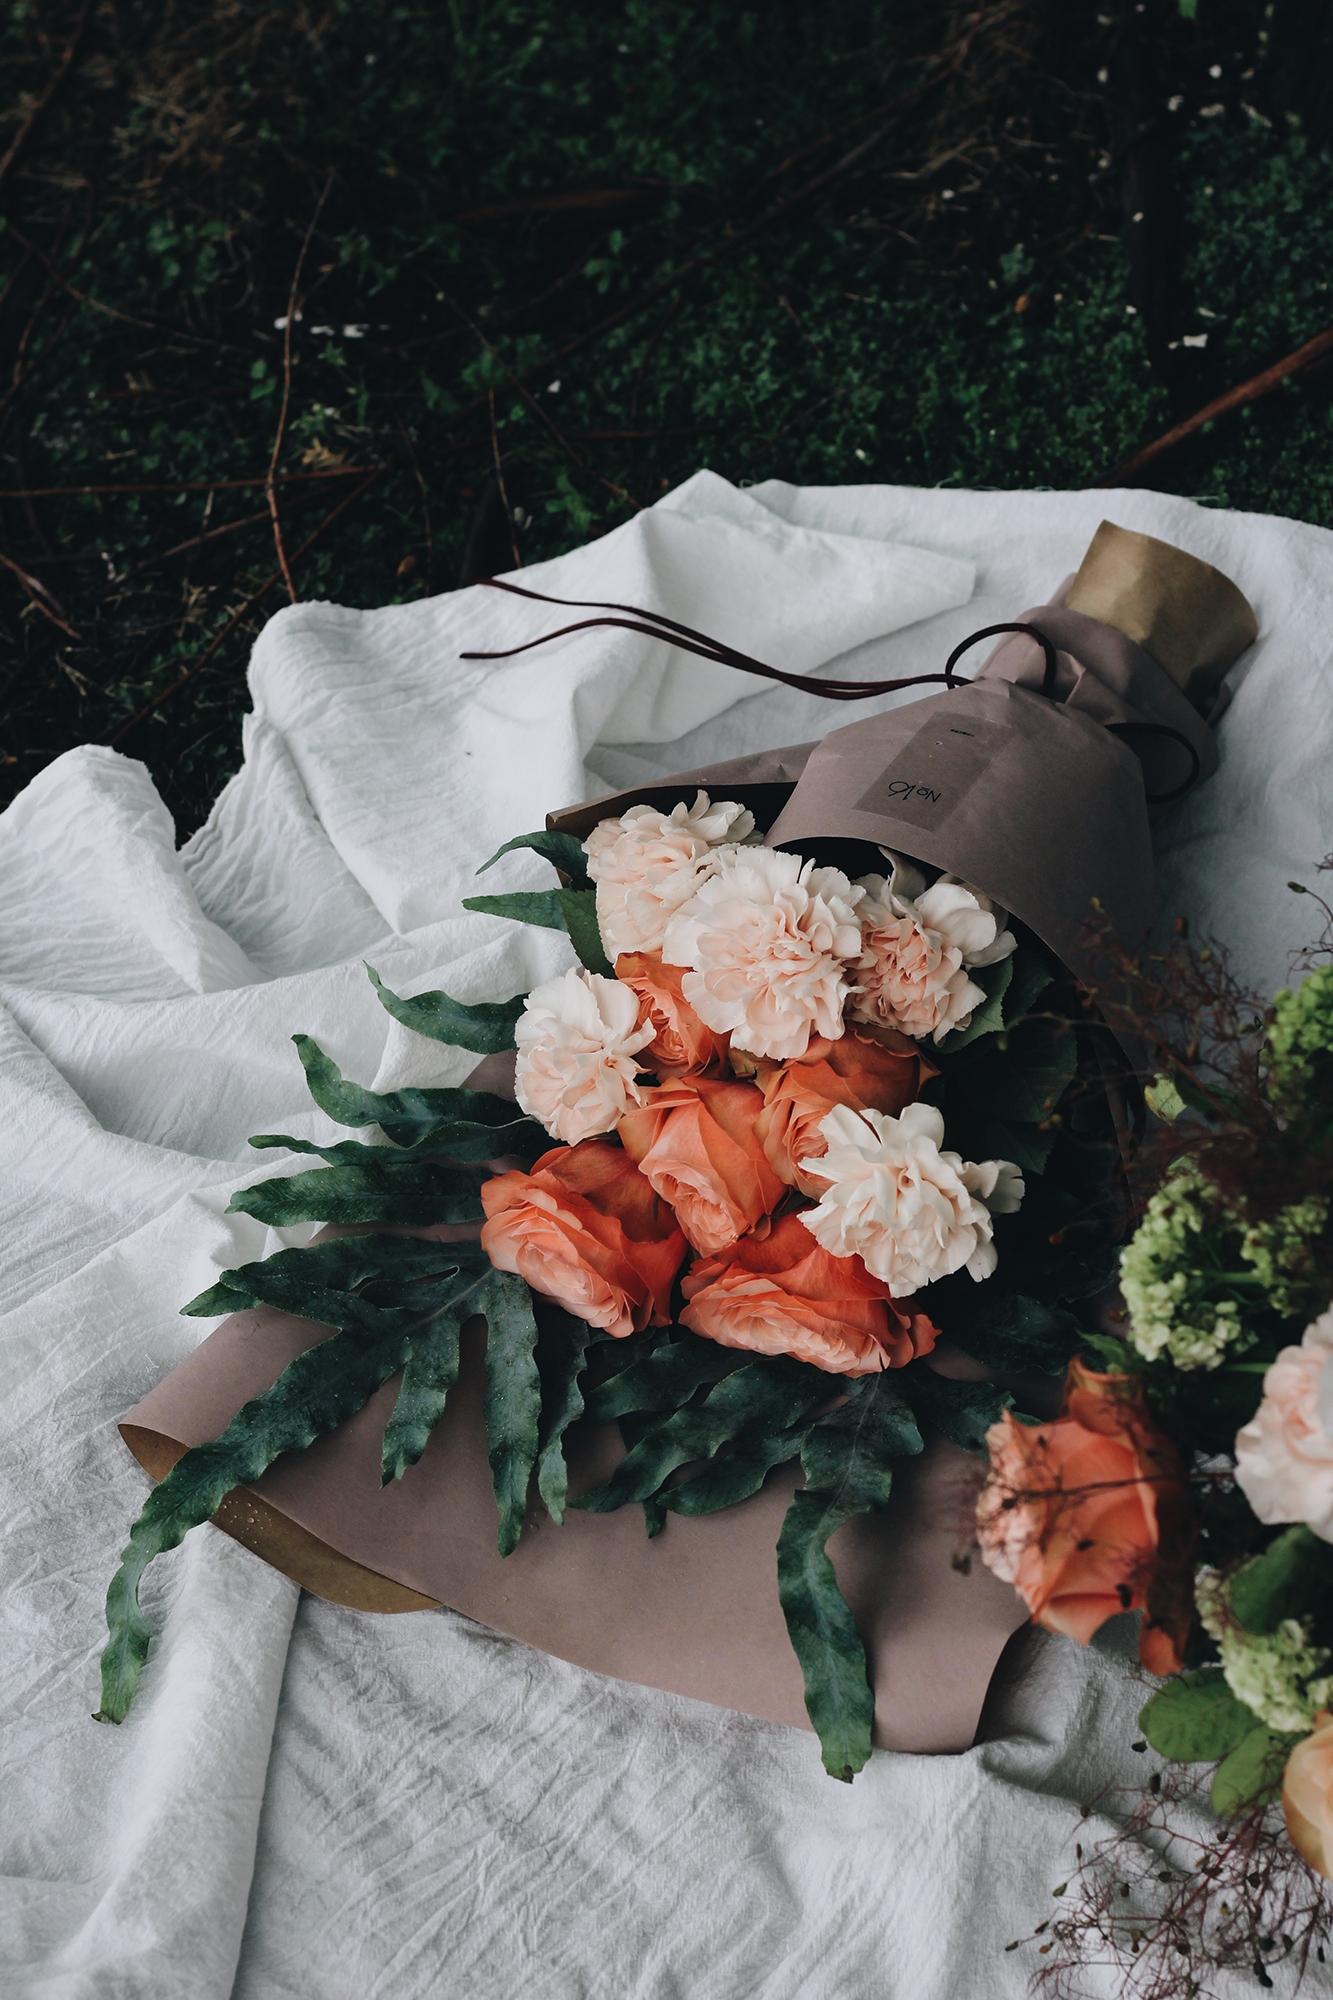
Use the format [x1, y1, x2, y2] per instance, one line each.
[463, 581, 1205, 800]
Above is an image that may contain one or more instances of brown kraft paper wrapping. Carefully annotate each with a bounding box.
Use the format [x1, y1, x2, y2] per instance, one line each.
[121, 1227, 1033, 1753]
[119, 525, 1256, 1754]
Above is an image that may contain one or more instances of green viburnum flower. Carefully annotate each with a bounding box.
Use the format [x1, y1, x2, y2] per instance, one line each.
[1266, 963, 1333, 1128]
[1120, 1163, 1254, 1371]
[1241, 1197, 1331, 1319]
[1196, 1569, 1333, 1734]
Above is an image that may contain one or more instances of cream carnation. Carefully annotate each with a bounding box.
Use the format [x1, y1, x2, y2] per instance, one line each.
[661, 847, 864, 1062]
[797, 1101, 1024, 1296]
[1234, 1308, 1333, 1540]
[851, 855, 1017, 1045]
[584, 791, 756, 958]
[514, 968, 655, 1145]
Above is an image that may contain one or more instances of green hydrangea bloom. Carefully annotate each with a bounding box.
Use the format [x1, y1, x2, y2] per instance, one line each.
[1196, 1569, 1333, 1733]
[1241, 1196, 1330, 1318]
[1120, 1163, 1253, 1371]
[1267, 963, 1333, 1126]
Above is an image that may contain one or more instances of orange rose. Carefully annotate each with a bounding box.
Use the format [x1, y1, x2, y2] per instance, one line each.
[976, 1360, 1193, 1674]
[680, 1212, 940, 1375]
[618, 1076, 787, 1256]
[1283, 1712, 1333, 1879]
[754, 1027, 935, 1193]
[480, 1139, 686, 1339]
[615, 951, 728, 1074]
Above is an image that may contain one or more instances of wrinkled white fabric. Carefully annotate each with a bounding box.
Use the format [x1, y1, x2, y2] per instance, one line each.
[0, 470, 1324, 2000]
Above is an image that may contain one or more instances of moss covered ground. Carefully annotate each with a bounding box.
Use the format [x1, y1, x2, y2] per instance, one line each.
[3, 0, 1332, 832]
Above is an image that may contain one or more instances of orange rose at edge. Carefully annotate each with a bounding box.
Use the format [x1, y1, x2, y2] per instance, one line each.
[615, 951, 728, 1075]
[975, 1359, 1193, 1675]
[480, 1138, 686, 1339]
[1283, 1711, 1333, 1880]
[680, 1211, 940, 1375]
[618, 1075, 786, 1256]
[754, 1026, 936, 1194]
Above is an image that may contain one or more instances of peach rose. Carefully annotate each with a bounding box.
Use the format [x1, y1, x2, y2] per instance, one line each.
[618, 1076, 787, 1256]
[1234, 1308, 1333, 1540]
[680, 1212, 940, 1375]
[976, 1360, 1193, 1675]
[615, 951, 728, 1075]
[1283, 1711, 1333, 1879]
[754, 1029, 936, 1194]
[480, 1139, 686, 1339]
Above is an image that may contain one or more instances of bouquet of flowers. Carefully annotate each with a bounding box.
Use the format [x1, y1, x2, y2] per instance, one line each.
[976, 878, 1333, 1987]
[94, 521, 1258, 1793]
[96, 780, 1130, 1780]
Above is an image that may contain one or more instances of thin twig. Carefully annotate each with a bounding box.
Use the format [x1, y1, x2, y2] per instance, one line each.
[394, 413, 434, 592]
[105, 468, 382, 748]
[455, 296, 638, 509]
[0, 0, 91, 191]
[488, 390, 522, 570]
[1100, 323, 1333, 486]
[0, 547, 82, 638]
[267, 171, 335, 603]
[0, 468, 381, 499]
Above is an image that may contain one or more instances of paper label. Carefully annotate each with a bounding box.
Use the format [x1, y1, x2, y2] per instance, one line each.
[853, 712, 1015, 830]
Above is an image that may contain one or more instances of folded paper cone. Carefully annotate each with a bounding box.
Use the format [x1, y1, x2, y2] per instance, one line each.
[1064, 520, 1257, 709]
[120, 1250, 1031, 1753]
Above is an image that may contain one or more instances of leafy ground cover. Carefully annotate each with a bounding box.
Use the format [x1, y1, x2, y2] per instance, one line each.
[2, 0, 1332, 833]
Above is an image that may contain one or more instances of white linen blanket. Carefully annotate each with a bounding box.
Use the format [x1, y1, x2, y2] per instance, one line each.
[2, 469, 1329, 2000]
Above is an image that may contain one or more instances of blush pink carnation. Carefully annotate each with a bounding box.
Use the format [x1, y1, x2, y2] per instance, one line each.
[851, 855, 1017, 1045]
[514, 968, 655, 1146]
[1234, 1308, 1333, 1541]
[661, 846, 864, 1062]
[798, 1100, 1024, 1296]
[584, 791, 756, 958]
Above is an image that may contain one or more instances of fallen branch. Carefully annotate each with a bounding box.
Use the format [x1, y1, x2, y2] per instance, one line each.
[1100, 323, 1333, 486]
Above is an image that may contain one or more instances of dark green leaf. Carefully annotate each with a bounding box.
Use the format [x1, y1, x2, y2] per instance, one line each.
[1003, 945, 1054, 1025]
[476, 828, 591, 890]
[1211, 1724, 1303, 1814]
[381, 1290, 488, 1485]
[463, 888, 568, 931]
[462, 885, 613, 975]
[658, 1420, 812, 1519]
[1230, 1526, 1333, 1636]
[181, 1233, 488, 1322]
[556, 887, 614, 975]
[945, 1115, 1056, 1175]
[481, 1269, 544, 1555]
[933, 954, 1013, 1054]
[287, 1035, 542, 1157]
[227, 1155, 487, 1227]
[933, 1288, 1083, 1375]
[777, 1374, 923, 1780]
[533, 1307, 596, 1524]
[98, 1249, 483, 1722]
[572, 1357, 832, 1513]
[367, 964, 526, 1052]
[1138, 1669, 1259, 1764]
[898, 1366, 1016, 1452]
[580, 1332, 749, 1424]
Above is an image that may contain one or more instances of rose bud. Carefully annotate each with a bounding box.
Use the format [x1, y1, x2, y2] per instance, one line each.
[615, 951, 729, 1075]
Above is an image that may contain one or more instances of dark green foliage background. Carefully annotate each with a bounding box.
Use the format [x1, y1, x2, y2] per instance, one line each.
[3, 0, 1332, 831]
